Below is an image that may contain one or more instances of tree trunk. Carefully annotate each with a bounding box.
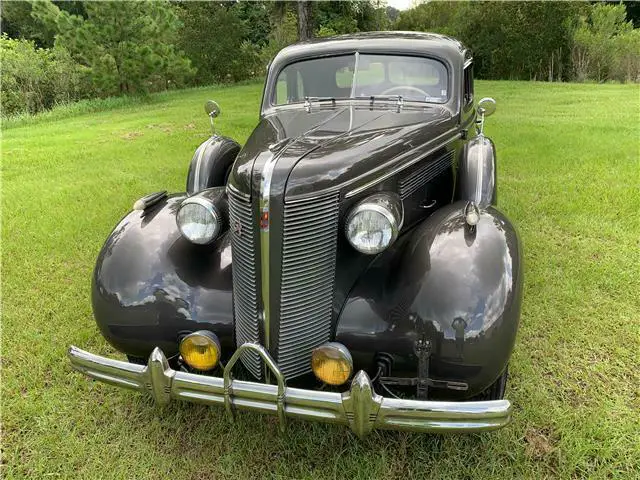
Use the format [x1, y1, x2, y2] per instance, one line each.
[297, 1, 313, 41]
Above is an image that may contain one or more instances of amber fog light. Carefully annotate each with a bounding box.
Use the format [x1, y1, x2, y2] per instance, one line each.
[311, 343, 353, 386]
[179, 331, 221, 371]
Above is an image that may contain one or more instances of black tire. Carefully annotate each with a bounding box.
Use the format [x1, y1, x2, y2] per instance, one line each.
[472, 366, 508, 401]
[186, 136, 240, 194]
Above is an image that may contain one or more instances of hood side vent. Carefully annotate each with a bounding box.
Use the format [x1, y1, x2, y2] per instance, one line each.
[398, 150, 454, 199]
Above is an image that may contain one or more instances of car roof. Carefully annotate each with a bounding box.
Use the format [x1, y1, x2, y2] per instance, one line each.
[271, 31, 469, 67]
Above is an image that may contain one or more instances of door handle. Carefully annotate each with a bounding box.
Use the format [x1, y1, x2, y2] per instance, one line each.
[419, 199, 437, 209]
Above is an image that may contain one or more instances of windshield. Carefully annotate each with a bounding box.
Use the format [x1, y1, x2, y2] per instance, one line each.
[272, 54, 448, 106]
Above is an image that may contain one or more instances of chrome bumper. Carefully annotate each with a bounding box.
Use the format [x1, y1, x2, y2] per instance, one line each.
[68, 343, 512, 437]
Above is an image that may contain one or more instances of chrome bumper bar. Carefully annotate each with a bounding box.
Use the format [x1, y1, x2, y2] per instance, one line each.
[68, 343, 512, 437]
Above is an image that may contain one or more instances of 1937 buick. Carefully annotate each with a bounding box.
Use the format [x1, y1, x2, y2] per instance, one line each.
[69, 32, 523, 437]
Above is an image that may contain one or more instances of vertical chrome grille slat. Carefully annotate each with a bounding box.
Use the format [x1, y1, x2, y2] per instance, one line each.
[277, 192, 340, 378]
[227, 189, 262, 379]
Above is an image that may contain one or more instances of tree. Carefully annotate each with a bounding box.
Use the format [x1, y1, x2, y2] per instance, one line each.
[395, 1, 585, 81]
[298, 1, 313, 41]
[0, 1, 86, 48]
[32, 0, 194, 95]
[313, 1, 388, 36]
[175, 2, 260, 84]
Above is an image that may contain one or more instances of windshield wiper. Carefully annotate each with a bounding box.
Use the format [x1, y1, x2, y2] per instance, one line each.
[304, 96, 336, 112]
[357, 95, 404, 112]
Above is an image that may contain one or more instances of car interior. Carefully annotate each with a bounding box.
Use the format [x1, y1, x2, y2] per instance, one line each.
[274, 54, 448, 105]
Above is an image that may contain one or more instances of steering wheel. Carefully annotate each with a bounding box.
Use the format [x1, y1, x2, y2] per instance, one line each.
[380, 85, 429, 98]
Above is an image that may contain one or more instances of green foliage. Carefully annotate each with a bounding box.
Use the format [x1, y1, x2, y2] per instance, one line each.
[1, 0, 55, 47]
[260, 10, 299, 68]
[395, 1, 638, 83]
[32, 0, 194, 95]
[314, 1, 388, 35]
[175, 2, 263, 84]
[395, 1, 583, 81]
[573, 3, 640, 82]
[0, 34, 90, 116]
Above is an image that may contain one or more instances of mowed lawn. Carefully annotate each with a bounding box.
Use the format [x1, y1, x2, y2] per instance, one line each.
[2, 80, 639, 479]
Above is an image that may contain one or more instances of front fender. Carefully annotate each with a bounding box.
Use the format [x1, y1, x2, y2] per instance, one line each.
[336, 201, 523, 396]
[92, 195, 234, 358]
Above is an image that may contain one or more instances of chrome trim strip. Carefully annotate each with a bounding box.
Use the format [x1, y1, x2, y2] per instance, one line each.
[193, 137, 216, 193]
[345, 196, 402, 254]
[226, 182, 248, 199]
[259, 152, 278, 351]
[344, 129, 462, 199]
[176, 196, 222, 244]
[69, 345, 513, 438]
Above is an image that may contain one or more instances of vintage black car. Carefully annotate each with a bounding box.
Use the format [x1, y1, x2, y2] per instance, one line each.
[69, 32, 522, 437]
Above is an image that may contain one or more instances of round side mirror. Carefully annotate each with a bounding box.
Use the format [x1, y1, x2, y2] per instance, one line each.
[477, 97, 496, 117]
[205, 100, 221, 118]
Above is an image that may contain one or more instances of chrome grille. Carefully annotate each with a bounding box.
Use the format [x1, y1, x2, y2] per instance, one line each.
[398, 151, 454, 199]
[277, 193, 340, 378]
[227, 189, 262, 379]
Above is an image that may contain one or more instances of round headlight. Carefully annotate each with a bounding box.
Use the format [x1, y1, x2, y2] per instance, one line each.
[179, 330, 221, 371]
[345, 193, 403, 254]
[177, 197, 221, 244]
[311, 342, 353, 386]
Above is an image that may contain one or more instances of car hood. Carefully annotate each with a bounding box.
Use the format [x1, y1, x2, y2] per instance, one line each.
[229, 104, 455, 200]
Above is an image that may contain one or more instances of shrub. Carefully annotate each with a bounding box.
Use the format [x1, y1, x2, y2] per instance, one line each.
[572, 4, 640, 83]
[0, 35, 90, 117]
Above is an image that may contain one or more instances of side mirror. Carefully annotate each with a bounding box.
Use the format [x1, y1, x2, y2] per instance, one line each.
[205, 100, 221, 118]
[204, 100, 220, 136]
[476, 97, 496, 136]
[477, 97, 496, 117]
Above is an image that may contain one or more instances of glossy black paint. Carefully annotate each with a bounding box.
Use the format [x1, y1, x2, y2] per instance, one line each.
[92, 196, 235, 358]
[90, 32, 522, 398]
[186, 136, 240, 195]
[230, 106, 456, 200]
[336, 201, 523, 397]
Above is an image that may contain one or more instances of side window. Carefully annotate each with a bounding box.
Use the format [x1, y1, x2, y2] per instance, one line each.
[275, 74, 288, 104]
[463, 63, 474, 107]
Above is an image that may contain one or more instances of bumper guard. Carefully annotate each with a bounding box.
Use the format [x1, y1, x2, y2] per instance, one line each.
[68, 343, 511, 437]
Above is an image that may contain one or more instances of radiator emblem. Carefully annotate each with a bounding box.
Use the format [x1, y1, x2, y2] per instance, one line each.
[260, 209, 269, 231]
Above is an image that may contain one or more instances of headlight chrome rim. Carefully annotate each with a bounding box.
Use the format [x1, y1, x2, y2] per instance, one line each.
[179, 330, 221, 371]
[345, 193, 403, 255]
[176, 196, 221, 245]
[311, 342, 354, 386]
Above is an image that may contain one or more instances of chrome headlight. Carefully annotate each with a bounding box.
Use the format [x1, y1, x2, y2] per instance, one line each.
[176, 188, 227, 244]
[345, 193, 403, 254]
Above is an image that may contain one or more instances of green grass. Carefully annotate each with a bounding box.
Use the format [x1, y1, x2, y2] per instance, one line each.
[2, 80, 639, 479]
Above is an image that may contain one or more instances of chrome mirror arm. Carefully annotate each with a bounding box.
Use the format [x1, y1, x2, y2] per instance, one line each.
[476, 111, 486, 136]
[209, 112, 217, 136]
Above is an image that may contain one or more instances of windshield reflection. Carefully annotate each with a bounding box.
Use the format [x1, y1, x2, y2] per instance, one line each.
[273, 54, 449, 106]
